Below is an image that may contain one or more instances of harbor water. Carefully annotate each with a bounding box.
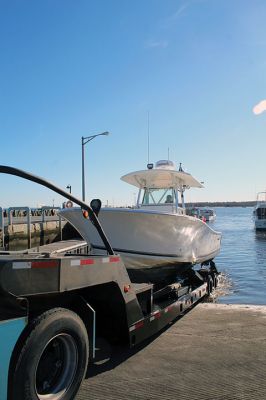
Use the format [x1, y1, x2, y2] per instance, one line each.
[210, 207, 266, 305]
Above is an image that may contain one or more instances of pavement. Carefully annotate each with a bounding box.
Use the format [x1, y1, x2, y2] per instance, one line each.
[76, 303, 266, 400]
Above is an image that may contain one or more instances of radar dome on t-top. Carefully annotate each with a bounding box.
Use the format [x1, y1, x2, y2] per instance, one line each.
[155, 160, 176, 170]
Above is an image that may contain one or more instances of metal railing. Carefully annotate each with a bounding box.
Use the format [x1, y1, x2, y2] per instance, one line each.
[7, 207, 31, 248]
[1, 206, 62, 249]
[40, 206, 62, 242]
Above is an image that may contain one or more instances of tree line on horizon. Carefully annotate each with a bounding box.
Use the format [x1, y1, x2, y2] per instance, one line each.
[187, 201, 256, 208]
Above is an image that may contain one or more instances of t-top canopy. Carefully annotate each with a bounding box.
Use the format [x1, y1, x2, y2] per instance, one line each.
[121, 168, 203, 189]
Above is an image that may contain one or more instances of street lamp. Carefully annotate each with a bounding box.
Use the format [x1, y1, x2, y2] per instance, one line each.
[66, 185, 72, 194]
[81, 131, 110, 201]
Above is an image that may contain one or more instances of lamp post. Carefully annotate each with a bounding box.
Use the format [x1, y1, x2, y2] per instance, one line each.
[81, 131, 109, 201]
[66, 185, 72, 194]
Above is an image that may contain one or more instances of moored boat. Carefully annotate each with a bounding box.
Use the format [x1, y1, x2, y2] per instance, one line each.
[186, 207, 216, 222]
[254, 192, 266, 230]
[199, 208, 216, 221]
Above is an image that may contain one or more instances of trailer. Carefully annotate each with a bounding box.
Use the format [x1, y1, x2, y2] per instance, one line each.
[0, 166, 219, 400]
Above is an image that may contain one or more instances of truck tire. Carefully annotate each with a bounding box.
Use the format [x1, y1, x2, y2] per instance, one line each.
[10, 308, 89, 400]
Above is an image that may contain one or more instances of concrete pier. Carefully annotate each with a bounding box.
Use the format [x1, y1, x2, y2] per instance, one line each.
[1, 220, 78, 250]
[0, 206, 81, 250]
[77, 303, 266, 400]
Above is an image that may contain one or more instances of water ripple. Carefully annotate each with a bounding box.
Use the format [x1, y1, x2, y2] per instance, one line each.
[209, 207, 266, 305]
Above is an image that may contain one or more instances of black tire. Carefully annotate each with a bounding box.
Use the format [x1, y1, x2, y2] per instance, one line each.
[10, 308, 89, 400]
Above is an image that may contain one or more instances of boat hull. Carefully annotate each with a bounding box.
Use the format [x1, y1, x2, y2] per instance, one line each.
[254, 219, 266, 230]
[60, 208, 221, 282]
[254, 201, 266, 230]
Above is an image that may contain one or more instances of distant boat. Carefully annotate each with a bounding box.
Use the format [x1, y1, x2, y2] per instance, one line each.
[186, 207, 216, 222]
[254, 192, 266, 230]
[60, 160, 221, 283]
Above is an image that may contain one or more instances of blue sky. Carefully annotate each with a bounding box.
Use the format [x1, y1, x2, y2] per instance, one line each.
[0, 0, 266, 207]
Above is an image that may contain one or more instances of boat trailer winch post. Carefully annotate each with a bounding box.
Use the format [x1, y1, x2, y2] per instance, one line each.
[0, 165, 114, 256]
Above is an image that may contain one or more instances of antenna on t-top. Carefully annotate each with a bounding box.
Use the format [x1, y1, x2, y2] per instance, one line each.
[146, 111, 154, 170]
[168, 147, 170, 161]
[147, 110, 150, 164]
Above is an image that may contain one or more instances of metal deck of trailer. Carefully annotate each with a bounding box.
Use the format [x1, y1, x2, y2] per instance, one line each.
[30, 239, 89, 254]
[76, 303, 266, 400]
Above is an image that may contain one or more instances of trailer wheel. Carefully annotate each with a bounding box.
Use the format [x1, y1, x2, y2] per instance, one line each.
[10, 308, 89, 400]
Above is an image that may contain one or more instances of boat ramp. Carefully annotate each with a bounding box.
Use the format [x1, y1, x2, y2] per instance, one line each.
[77, 303, 266, 400]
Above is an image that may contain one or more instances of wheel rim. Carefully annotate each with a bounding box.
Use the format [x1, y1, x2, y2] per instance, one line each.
[35, 333, 78, 400]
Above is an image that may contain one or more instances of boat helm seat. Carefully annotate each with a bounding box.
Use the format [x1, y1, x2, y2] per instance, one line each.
[165, 195, 173, 203]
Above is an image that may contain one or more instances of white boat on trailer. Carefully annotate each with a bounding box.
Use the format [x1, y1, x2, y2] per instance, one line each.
[254, 192, 266, 230]
[60, 160, 221, 282]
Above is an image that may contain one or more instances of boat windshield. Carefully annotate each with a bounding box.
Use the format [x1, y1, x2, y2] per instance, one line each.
[141, 188, 176, 205]
[257, 192, 266, 203]
[256, 208, 266, 219]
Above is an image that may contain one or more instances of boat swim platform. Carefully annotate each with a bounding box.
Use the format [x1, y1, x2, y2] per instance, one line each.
[76, 303, 266, 400]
